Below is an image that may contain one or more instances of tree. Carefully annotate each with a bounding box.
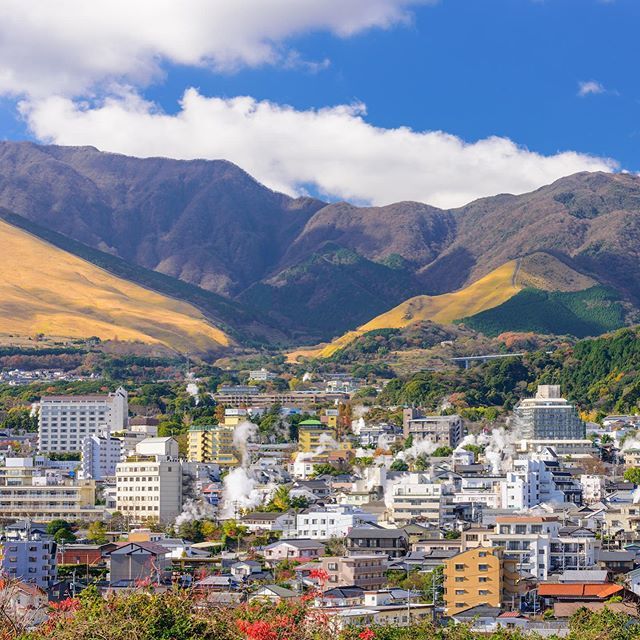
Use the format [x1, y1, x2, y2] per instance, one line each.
[200, 520, 219, 541]
[267, 486, 292, 512]
[1, 407, 38, 432]
[390, 459, 409, 472]
[47, 519, 74, 536]
[624, 467, 640, 485]
[54, 527, 77, 544]
[432, 446, 453, 457]
[311, 463, 340, 477]
[177, 520, 205, 543]
[413, 454, 430, 471]
[86, 521, 107, 544]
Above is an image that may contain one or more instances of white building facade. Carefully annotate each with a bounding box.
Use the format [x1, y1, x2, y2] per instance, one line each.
[80, 433, 122, 480]
[115, 437, 183, 524]
[37, 387, 128, 453]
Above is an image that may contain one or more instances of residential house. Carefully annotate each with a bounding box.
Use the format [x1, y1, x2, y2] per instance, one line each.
[299, 555, 387, 590]
[250, 585, 298, 602]
[262, 539, 326, 564]
[346, 527, 409, 558]
[106, 542, 171, 585]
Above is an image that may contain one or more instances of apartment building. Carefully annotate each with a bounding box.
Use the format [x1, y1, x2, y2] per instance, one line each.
[452, 476, 503, 510]
[0, 457, 101, 521]
[37, 387, 128, 453]
[80, 433, 122, 480]
[298, 419, 333, 453]
[187, 424, 238, 466]
[488, 516, 598, 580]
[112, 420, 158, 458]
[501, 451, 583, 510]
[291, 505, 378, 539]
[358, 423, 402, 449]
[115, 437, 183, 524]
[248, 368, 276, 382]
[0, 526, 57, 589]
[388, 473, 456, 527]
[512, 385, 585, 440]
[311, 555, 387, 589]
[402, 410, 463, 447]
[444, 547, 520, 614]
[213, 389, 348, 408]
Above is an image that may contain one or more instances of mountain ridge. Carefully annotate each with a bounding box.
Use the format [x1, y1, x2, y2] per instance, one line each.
[0, 142, 638, 345]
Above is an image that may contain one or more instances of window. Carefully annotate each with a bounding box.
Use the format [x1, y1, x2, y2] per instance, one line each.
[478, 564, 489, 572]
[454, 564, 465, 571]
[479, 577, 488, 583]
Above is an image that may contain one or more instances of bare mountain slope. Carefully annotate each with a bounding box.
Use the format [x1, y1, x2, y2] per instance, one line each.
[0, 142, 639, 343]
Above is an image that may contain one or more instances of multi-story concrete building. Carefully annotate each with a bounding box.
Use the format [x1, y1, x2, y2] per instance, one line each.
[0, 524, 57, 588]
[357, 423, 402, 449]
[291, 505, 378, 539]
[112, 420, 158, 458]
[0, 458, 101, 521]
[444, 547, 521, 614]
[308, 555, 387, 590]
[500, 455, 581, 510]
[115, 437, 183, 524]
[402, 410, 463, 448]
[388, 473, 456, 527]
[187, 424, 238, 466]
[37, 387, 128, 453]
[80, 433, 122, 480]
[512, 385, 585, 440]
[213, 389, 348, 409]
[298, 419, 333, 453]
[488, 515, 598, 581]
[248, 368, 276, 382]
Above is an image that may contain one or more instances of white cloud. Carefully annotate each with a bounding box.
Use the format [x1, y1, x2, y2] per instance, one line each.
[578, 80, 606, 97]
[0, 0, 434, 97]
[22, 90, 617, 209]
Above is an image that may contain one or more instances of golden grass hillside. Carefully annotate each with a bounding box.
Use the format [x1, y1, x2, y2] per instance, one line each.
[287, 260, 521, 360]
[296, 252, 596, 360]
[0, 219, 231, 353]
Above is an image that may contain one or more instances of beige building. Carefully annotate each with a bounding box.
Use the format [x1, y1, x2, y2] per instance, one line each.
[306, 555, 387, 590]
[116, 437, 183, 524]
[461, 526, 494, 550]
[444, 547, 520, 614]
[0, 458, 102, 521]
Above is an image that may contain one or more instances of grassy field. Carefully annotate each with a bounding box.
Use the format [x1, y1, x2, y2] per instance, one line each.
[0, 219, 231, 353]
[297, 260, 522, 359]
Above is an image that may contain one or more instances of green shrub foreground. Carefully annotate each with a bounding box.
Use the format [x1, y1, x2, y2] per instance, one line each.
[5, 587, 640, 640]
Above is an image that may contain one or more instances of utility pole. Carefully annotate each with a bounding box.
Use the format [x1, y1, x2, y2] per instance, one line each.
[431, 568, 440, 626]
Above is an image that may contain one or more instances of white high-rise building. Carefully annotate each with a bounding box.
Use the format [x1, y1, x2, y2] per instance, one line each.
[115, 437, 182, 524]
[37, 387, 128, 453]
[80, 433, 122, 480]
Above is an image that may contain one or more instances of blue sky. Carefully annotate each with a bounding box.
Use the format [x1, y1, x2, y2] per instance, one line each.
[0, 0, 636, 207]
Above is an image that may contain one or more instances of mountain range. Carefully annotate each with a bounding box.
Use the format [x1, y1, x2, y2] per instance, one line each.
[0, 141, 638, 353]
